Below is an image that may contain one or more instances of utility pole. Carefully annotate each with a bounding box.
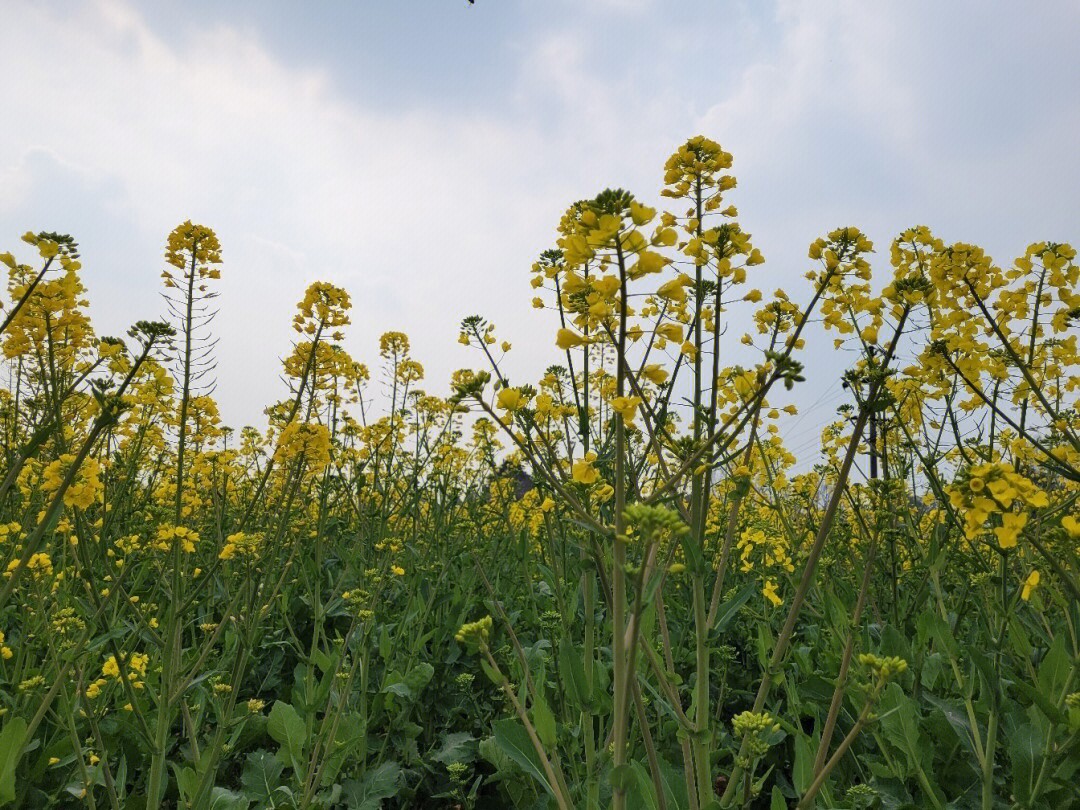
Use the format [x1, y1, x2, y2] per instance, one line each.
[869, 406, 878, 481]
[867, 346, 878, 482]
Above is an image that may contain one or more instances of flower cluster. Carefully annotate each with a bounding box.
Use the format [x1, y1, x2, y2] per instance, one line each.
[153, 525, 200, 554]
[274, 421, 332, 471]
[731, 710, 780, 759]
[218, 531, 263, 561]
[41, 455, 103, 510]
[455, 615, 493, 652]
[946, 463, 1048, 545]
[86, 651, 150, 699]
[292, 281, 351, 340]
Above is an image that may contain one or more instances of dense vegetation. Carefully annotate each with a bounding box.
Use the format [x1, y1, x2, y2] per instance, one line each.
[0, 138, 1077, 809]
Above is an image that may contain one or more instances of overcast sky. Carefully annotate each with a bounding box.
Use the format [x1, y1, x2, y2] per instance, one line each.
[2, 0, 1078, 466]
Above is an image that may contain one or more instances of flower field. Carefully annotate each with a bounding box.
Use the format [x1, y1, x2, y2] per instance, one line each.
[0, 137, 1077, 809]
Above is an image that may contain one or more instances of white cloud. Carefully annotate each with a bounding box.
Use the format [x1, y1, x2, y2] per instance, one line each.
[0, 0, 576, 428]
[2, 0, 1076, 468]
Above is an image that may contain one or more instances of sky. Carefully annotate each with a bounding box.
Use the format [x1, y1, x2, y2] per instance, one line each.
[2, 0, 1078, 468]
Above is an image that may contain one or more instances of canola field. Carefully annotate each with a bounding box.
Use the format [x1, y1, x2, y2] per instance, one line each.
[0, 137, 1078, 809]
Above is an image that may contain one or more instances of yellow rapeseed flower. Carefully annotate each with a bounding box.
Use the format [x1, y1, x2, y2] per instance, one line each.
[1021, 570, 1040, 601]
[572, 452, 600, 485]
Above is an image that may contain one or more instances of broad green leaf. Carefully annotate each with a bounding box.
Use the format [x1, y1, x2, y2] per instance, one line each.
[880, 624, 911, 663]
[431, 732, 476, 766]
[267, 701, 307, 771]
[170, 764, 197, 806]
[383, 662, 435, 701]
[793, 732, 814, 794]
[341, 761, 402, 810]
[208, 787, 250, 810]
[625, 761, 659, 810]
[924, 693, 979, 761]
[968, 648, 998, 698]
[240, 750, 284, 803]
[321, 712, 366, 785]
[479, 656, 504, 687]
[878, 682, 924, 776]
[558, 638, 590, 709]
[713, 583, 757, 633]
[1012, 679, 1067, 725]
[657, 756, 690, 810]
[822, 587, 849, 633]
[610, 763, 635, 794]
[917, 611, 959, 659]
[477, 735, 512, 774]
[1037, 634, 1071, 699]
[492, 718, 555, 798]
[403, 661, 435, 693]
[378, 625, 392, 662]
[1008, 720, 1042, 807]
[0, 718, 28, 806]
[531, 692, 557, 749]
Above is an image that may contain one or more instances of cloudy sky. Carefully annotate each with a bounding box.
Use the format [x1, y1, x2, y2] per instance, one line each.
[2, 0, 1077, 465]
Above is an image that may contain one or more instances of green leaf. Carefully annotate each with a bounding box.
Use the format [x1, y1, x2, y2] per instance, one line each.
[924, 694, 979, 761]
[381, 679, 410, 700]
[403, 661, 435, 693]
[755, 622, 773, 671]
[1008, 720, 1041, 807]
[267, 701, 307, 771]
[240, 750, 284, 803]
[1037, 635, 1071, 699]
[431, 732, 476, 766]
[478, 735, 512, 774]
[968, 648, 998, 697]
[311, 648, 335, 674]
[378, 625, 392, 662]
[610, 763, 636, 794]
[822, 587, 849, 632]
[531, 692, 557, 749]
[479, 656, 504, 687]
[917, 611, 958, 659]
[559, 638, 591, 709]
[657, 755, 690, 810]
[208, 787, 250, 810]
[492, 718, 555, 798]
[713, 583, 757, 632]
[341, 761, 402, 810]
[770, 784, 787, 810]
[878, 682, 924, 776]
[1007, 616, 1034, 661]
[793, 732, 814, 795]
[880, 624, 911, 663]
[1011, 679, 1067, 725]
[321, 712, 366, 785]
[0, 718, 28, 806]
[625, 761, 659, 810]
[170, 764, 197, 806]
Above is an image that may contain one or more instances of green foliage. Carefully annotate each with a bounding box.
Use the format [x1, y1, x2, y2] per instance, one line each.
[0, 146, 1078, 810]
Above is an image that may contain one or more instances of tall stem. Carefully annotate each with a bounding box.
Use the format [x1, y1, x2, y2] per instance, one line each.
[611, 241, 630, 810]
[149, 246, 199, 809]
